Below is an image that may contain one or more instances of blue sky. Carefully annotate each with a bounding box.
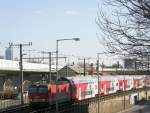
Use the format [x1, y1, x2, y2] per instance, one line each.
[0, 0, 117, 65]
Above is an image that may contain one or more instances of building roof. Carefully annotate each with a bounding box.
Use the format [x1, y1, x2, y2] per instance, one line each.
[69, 65, 84, 74]
[60, 65, 84, 74]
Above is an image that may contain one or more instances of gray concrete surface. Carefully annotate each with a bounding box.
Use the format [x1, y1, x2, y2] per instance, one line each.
[118, 101, 150, 113]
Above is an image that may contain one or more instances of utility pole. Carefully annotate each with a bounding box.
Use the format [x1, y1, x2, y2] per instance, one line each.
[84, 58, 85, 76]
[9, 42, 32, 105]
[134, 58, 137, 73]
[148, 54, 149, 72]
[78, 57, 88, 76]
[33, 51, 56, 82]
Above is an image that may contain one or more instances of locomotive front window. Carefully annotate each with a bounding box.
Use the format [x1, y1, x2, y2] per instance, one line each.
[38, 87, 48, 93]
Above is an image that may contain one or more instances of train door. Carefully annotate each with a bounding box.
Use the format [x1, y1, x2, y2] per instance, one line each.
[104, 82, 107, 95]
[78, 87, 81, 100]
[100, 81, 104, 94]
[123, 80, 125, 91]
[106, 81, 111, 95]
[93, 77, 98, 96]
[89, 81, 95, 98]
[119, 80, 123, 91]
[93, 79, 98, 96]
[139, 77, 144, 88]
[126, 79, 131, 90]
[110, 80, 115, 93]
[115, 79, 119, 92]
[146, 75, 150, 87]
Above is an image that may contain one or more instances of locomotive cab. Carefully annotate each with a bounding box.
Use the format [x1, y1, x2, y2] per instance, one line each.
[28, 84, 49, 108]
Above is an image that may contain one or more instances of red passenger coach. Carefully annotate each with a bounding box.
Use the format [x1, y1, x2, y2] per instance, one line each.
[28, 75, 149, 108]
[116, 76, 133, 91]
[133, 76, 144, 89]
[99, 76, 118, 95]
[76, 82, 88, 100]
[67, 76, 97, 101]
[143, 75, 150, 87]
[99, 80, 110, 95]
[67, 77, 89, 101]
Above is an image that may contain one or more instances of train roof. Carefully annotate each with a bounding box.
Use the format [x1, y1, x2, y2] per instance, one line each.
[66, 75, 119, 83]
[66, 75, 97, 84]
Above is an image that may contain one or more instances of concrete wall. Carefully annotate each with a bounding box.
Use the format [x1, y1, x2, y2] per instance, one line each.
[88, 89, 150, 113]
[88, 96, 133, 113]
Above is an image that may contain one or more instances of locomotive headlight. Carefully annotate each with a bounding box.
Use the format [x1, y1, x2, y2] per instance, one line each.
[34, 99, 48, 102]
[40, 99, 47, 101]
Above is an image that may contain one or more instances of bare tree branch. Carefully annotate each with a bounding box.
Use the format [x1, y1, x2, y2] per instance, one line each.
[97, 0, 150, 56]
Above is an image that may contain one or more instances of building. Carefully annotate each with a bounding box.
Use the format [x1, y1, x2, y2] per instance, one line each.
[5, 47, 13, 60]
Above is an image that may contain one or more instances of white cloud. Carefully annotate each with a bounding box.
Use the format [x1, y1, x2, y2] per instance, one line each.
[65, 10, 80, 16]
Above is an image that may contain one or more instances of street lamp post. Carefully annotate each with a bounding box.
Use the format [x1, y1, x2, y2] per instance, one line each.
[96, 53, 104, 113]
[55, 38, 80, 113]
[97, 52, 115, 113]
[49, 52, 52, 82]
[64, 57, 68, 77]
[97, 53, 100, 113]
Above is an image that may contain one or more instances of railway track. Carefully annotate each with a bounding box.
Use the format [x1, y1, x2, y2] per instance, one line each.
[2, 87, 150, 113]
[0, 104, 29, 113]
